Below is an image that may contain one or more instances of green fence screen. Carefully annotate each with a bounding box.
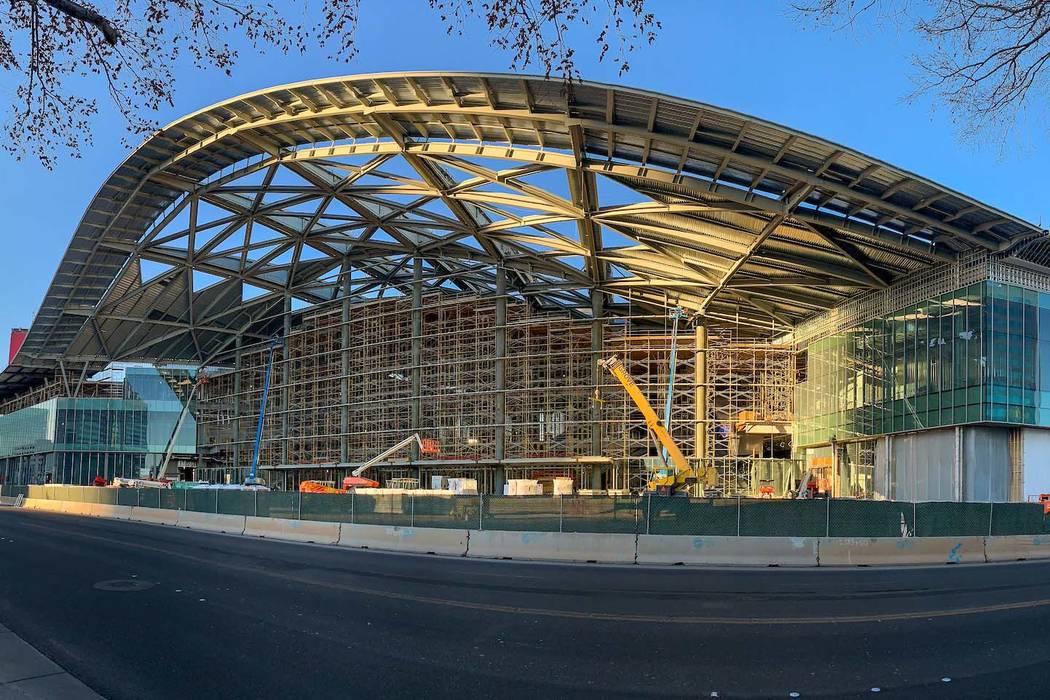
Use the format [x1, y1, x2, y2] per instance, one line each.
[10, 485, 1050, 538]
[828, 500, 914, 538]
[646, 498, 736, 535]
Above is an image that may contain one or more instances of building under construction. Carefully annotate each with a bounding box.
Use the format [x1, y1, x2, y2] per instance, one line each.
[191, 292, 797, 494]
[0, 72, 1047, 501]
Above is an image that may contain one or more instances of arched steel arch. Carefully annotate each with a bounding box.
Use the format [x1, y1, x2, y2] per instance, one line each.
[1, 71, 1042, 396]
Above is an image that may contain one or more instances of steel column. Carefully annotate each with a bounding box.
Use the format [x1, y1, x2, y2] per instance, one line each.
[954, 426, 963, 502]
[590, 289, 604, 490]
[494, 267, 507, 495]
[410, 257, 423, 470]
[233, 335, 242, 468]
[281, 295, 291, 466]
[694, 323, 707, 461]
[341, 261, 351, 464]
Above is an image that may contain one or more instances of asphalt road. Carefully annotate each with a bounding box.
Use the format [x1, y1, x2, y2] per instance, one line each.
[1, 510, 1049, 699]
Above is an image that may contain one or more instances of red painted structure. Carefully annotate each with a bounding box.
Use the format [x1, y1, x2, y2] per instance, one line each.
[8, 329, 27, 365]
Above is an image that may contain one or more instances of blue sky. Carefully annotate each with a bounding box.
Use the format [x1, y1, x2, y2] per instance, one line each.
[0, 0, 1047, 339]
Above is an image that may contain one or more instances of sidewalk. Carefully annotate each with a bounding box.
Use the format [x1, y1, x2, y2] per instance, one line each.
[0, 622, 102, 699]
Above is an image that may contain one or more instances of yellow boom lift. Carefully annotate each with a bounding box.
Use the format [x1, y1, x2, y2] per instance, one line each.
[598, 355, 716, 496]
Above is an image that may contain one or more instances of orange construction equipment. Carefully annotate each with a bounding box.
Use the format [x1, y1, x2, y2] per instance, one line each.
[1039, 494, 1050, 514]
[298, 477, 381, 493]
[342, 476, 380, 489]
[297, 435, 425, 494]
[298, 480, 345, 494]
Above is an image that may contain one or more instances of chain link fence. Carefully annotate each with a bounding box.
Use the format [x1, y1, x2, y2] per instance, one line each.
[5, 484, 1050, 537]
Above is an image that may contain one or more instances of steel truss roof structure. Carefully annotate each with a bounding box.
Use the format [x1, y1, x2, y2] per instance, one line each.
[1, 71, 1043, 398]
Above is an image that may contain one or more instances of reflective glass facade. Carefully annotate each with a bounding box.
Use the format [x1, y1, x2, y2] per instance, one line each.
[795, 280, 1050, 447]
[0, 367, 196, 485]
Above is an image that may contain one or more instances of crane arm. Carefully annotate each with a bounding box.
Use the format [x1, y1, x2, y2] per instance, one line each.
[352, 434, 425, 477]
[661, 307, 687, 463]
[598, 355, 692, 476]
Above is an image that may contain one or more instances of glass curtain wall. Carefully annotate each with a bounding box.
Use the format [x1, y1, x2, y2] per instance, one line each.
[0, 367, 197, 485]
[795, 281, 1047, 448]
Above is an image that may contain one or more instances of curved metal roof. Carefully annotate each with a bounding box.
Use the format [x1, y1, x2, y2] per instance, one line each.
[2, 71, 1044, 397]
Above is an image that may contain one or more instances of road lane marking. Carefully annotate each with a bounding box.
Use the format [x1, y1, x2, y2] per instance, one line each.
[9, 514, 1050, 627]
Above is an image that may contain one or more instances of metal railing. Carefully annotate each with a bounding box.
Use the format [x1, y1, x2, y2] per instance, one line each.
[4, 484, 1047, 538]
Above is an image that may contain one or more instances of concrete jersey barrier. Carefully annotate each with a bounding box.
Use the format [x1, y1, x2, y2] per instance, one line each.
[819, 536, 986, 566]
[176, 510, 246, 535]
[91, 504, 134, 520]
[14, 496, 1050, 568]
[637, 534, 819, 567]
[468, 529, 637, 563]
[129, 507, 179, 526]
[22, 498, 65, 514]
[984, 534, 1050, 562]
[338, 523, 469, 556]
[245, 516, 340, 545]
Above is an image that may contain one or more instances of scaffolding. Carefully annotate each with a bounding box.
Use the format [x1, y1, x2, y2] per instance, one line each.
[505, 306, 593, 460]
[421, 295, 498, 460]
[704, 334, 797, 495]
[0, 375, 124, 415]
[195, 292, 798, 494]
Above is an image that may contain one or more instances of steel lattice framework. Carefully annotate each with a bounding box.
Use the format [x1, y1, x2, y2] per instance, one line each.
[1, 71, 1042, 398]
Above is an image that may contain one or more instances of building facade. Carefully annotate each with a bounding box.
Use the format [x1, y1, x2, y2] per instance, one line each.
[0, 73, 1044, 501]
[793, 252, 1050, 501]
[0, 367, 197, 485]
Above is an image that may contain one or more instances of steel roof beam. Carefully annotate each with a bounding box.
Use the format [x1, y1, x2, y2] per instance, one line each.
[4, 73, 1040, 393]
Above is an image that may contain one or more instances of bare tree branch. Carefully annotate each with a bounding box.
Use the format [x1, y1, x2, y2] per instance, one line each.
[430, 0, 659, 80]
[795, 0, 1050, 142]
[39, 0, 120, 45]
[0, 0, 660, 167]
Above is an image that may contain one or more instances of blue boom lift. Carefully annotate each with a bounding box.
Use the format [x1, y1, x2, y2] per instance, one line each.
[245, 335, 281, 487]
